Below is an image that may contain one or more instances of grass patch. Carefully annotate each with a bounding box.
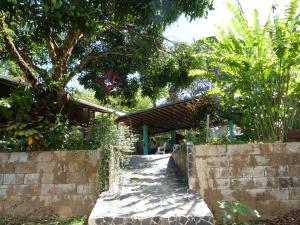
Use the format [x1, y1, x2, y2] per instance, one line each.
[0, 216, 87, 225]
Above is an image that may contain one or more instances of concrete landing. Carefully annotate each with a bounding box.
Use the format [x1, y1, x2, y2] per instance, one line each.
[89, 154, 214, 225]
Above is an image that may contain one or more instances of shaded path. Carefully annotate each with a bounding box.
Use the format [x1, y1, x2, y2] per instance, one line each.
[89, 154, 213, 225]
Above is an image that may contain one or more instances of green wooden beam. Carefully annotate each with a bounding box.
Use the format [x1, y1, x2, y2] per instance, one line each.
[170, 130, 176, 149]
[229, 120, 235, 141]
[143, 125, 149, 155]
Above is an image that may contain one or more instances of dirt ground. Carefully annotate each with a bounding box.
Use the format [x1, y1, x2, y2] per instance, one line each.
[257, 210, 300, 225]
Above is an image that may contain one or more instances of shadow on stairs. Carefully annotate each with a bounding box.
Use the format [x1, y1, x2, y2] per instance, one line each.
[89, 154, 214, 225]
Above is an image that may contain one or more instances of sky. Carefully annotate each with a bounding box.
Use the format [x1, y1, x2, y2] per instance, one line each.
[164, 0, 288, 43]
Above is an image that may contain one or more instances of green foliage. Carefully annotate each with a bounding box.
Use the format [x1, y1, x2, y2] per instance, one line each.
[199, 0, 300, 142]
[218, 200, 260, 225]
[73, 88, 153, 113]
[140, 43, 198, 102]
[0, 0, 213, 117]
[96, 121, 138, 192]
[86, 116, 117, 150]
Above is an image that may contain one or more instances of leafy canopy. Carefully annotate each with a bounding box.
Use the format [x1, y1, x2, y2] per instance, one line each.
[0, 0, 213, 106]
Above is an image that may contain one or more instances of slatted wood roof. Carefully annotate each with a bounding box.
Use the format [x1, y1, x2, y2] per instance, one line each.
[116, 95, 220, 134]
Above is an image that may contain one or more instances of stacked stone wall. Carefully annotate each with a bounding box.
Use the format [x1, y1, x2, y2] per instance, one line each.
[0, 150, 100, 218]
[172, 143, 300, 218]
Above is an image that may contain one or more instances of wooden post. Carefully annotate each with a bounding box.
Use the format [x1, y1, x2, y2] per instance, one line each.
[229, 120, 235, 141]
[206, 114, 210, 143]
[143, 125, 149, 155]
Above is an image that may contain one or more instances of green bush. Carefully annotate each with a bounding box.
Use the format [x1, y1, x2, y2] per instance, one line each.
[218, 200, 260, 225]
[0, 114, 137, 153]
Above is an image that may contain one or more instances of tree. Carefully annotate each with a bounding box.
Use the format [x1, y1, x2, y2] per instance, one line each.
[74, 88, 153, 112]
[198, 0, 300, 142]
[140, 42, 199, 103]
[0, 0, 213, 116]
[139, 39, 213, 104]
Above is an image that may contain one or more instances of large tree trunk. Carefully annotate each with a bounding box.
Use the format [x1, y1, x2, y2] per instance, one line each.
[168, 85, 180, 103]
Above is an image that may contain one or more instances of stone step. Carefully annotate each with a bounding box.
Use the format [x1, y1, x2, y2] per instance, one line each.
[89, 155, 214, 225]
[90, 216, 214, 225]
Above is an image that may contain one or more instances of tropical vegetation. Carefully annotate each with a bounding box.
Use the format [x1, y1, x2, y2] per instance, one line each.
[195, 0, 300, 142]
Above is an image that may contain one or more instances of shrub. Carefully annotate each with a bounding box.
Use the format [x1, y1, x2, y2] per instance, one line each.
[218, 200, 260, 225]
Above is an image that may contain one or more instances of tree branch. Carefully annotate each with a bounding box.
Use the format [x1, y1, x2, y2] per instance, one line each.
[0, 13, 37, 86]
[60, 28, 83, 60]
[53, 28, 83, 82]
[46, 36, 59, 63]
[66, 51, 133, 84]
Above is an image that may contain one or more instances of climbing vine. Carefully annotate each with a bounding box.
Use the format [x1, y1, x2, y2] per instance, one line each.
[96, 121, 138, 193]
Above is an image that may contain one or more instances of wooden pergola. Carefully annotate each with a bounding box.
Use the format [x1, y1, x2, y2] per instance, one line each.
[116, 95, 224, 154]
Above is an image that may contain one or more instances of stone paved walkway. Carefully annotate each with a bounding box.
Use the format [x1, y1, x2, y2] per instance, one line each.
[89, 154, 214, 225]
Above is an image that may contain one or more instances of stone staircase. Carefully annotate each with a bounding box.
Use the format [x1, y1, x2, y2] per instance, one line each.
[89, 154, 214, 225]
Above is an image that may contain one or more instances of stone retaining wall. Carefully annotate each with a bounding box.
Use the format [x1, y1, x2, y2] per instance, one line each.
[0, 150, 101, 218]
[172, 144, 188, 182]
[172, 143, 300, 218]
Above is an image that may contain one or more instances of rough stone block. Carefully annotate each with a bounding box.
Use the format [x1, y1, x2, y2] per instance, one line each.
[54, 184, 76, 195]
[53, 172, 67, 184]
[14, 162, 37, 174]
[0, 162, 15, 173]
[230, 167, 244, 178]
[265, 177, 279, 188]
[0, 174, 3, 184]
[278, 177, 298, 188]
[271, 143, 287, 154]
[39, 195, 54, 206]
[36, 162, 55, 173]
[286, 142, 300, 153]
[267, 153, 289, 166]
[253, 177, 268, 189]
[265, 188, 289, 200]
[67, 172, 89, 183]
[264, 165, 291, 177]
[24, 173, 40, 184]
[36, 152, 53, 162]
[247, 189, 266, 201]
[40, 184, 55, 195]
[227, 144, 257, 156]
[289, 187, 300, 200]
[253, 155, 272, 166]
[9, 152, 28, 162]
[41, 173, 54, 184]
[3, 174, 24, 185]
[0, 185, 11, 196]
[54, 162, 69, 173]
[230, 178, 254, 189]
[14, 184, 36, 196]
[264, 166, 277, 177]
[52, 151, 68, 161]
[218, 167, 231, 178]
[218, 178, 230, 189]
[252, 166, 265, 177]
[77, 184, 89, 194]
[289, 165, 300, 177]
[218, 189, 236, 200]
[257, 143, 273, 155]
[0, 153, 9, 162]
[241, 168, 253, 178]
[88, 183, 97, 194]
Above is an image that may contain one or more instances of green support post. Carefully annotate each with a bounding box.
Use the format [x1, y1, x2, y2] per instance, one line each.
[229, 120, 235, 141]
[170, 130, 176, 149]
[143, 125, 149, 155]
